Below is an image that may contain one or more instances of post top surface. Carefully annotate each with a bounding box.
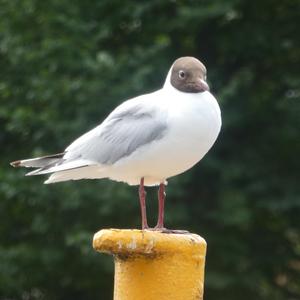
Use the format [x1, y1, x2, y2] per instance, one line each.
[93, 229, 206, 258]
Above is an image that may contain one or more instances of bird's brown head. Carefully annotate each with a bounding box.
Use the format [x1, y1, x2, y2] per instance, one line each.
[170, 57, 209, 93]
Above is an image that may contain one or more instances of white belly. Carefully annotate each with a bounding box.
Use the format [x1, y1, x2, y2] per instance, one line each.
[107, 91, 221, 186]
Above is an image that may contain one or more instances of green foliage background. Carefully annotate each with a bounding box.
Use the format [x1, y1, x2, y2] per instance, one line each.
[1, 0, 299, 299]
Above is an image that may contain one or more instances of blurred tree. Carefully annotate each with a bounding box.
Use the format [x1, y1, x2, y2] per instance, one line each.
[0, 0, 299, 299]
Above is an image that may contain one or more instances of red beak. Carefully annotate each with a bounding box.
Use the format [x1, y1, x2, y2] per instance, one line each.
[195, 79, 210, 92]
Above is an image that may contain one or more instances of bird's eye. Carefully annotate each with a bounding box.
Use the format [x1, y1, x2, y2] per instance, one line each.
[178, 70, 185, 79]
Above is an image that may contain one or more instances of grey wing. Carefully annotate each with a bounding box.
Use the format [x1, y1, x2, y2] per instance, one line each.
[65, 102, 168, 165]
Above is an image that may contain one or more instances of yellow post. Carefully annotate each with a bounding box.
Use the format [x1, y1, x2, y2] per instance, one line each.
[93, 229, 207, 300]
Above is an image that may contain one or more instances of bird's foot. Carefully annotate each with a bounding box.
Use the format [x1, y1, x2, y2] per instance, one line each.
[144, 227, 190, 234]
[160, 229, 190, 234]
[142, 224, 149, 230]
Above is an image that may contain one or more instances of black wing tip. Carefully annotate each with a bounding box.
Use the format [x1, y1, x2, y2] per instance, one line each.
[10, 160, 21, 167]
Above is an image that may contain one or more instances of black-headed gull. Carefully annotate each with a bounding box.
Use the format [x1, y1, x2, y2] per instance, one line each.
[11, 57, 221, 230]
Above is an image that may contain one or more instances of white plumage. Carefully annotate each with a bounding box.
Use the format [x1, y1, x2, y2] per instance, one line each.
[12, 57, 221, 187]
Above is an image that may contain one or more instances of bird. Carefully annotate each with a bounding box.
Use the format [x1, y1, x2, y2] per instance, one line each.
[10, 56, 221, 231]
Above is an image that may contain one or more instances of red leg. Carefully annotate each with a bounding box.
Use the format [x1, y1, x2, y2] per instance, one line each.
[155, 183, 166, 229]
[139, 177, 148, 230]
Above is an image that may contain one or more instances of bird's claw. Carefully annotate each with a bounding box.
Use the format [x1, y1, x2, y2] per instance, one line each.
[143, 227, 190, 234]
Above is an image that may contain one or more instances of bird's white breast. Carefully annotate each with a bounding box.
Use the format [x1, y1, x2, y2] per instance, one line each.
[108, 88, 221, 186]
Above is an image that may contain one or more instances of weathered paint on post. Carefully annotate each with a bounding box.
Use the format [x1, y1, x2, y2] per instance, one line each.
[93, 229, 207, 300]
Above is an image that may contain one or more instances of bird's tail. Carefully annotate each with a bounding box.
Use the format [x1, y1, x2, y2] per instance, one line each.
[10, 153, 101, 184]
[10, 153, 65, 169]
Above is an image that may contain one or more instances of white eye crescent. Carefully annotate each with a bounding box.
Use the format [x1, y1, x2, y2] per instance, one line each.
[178, 70, 185, 79]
